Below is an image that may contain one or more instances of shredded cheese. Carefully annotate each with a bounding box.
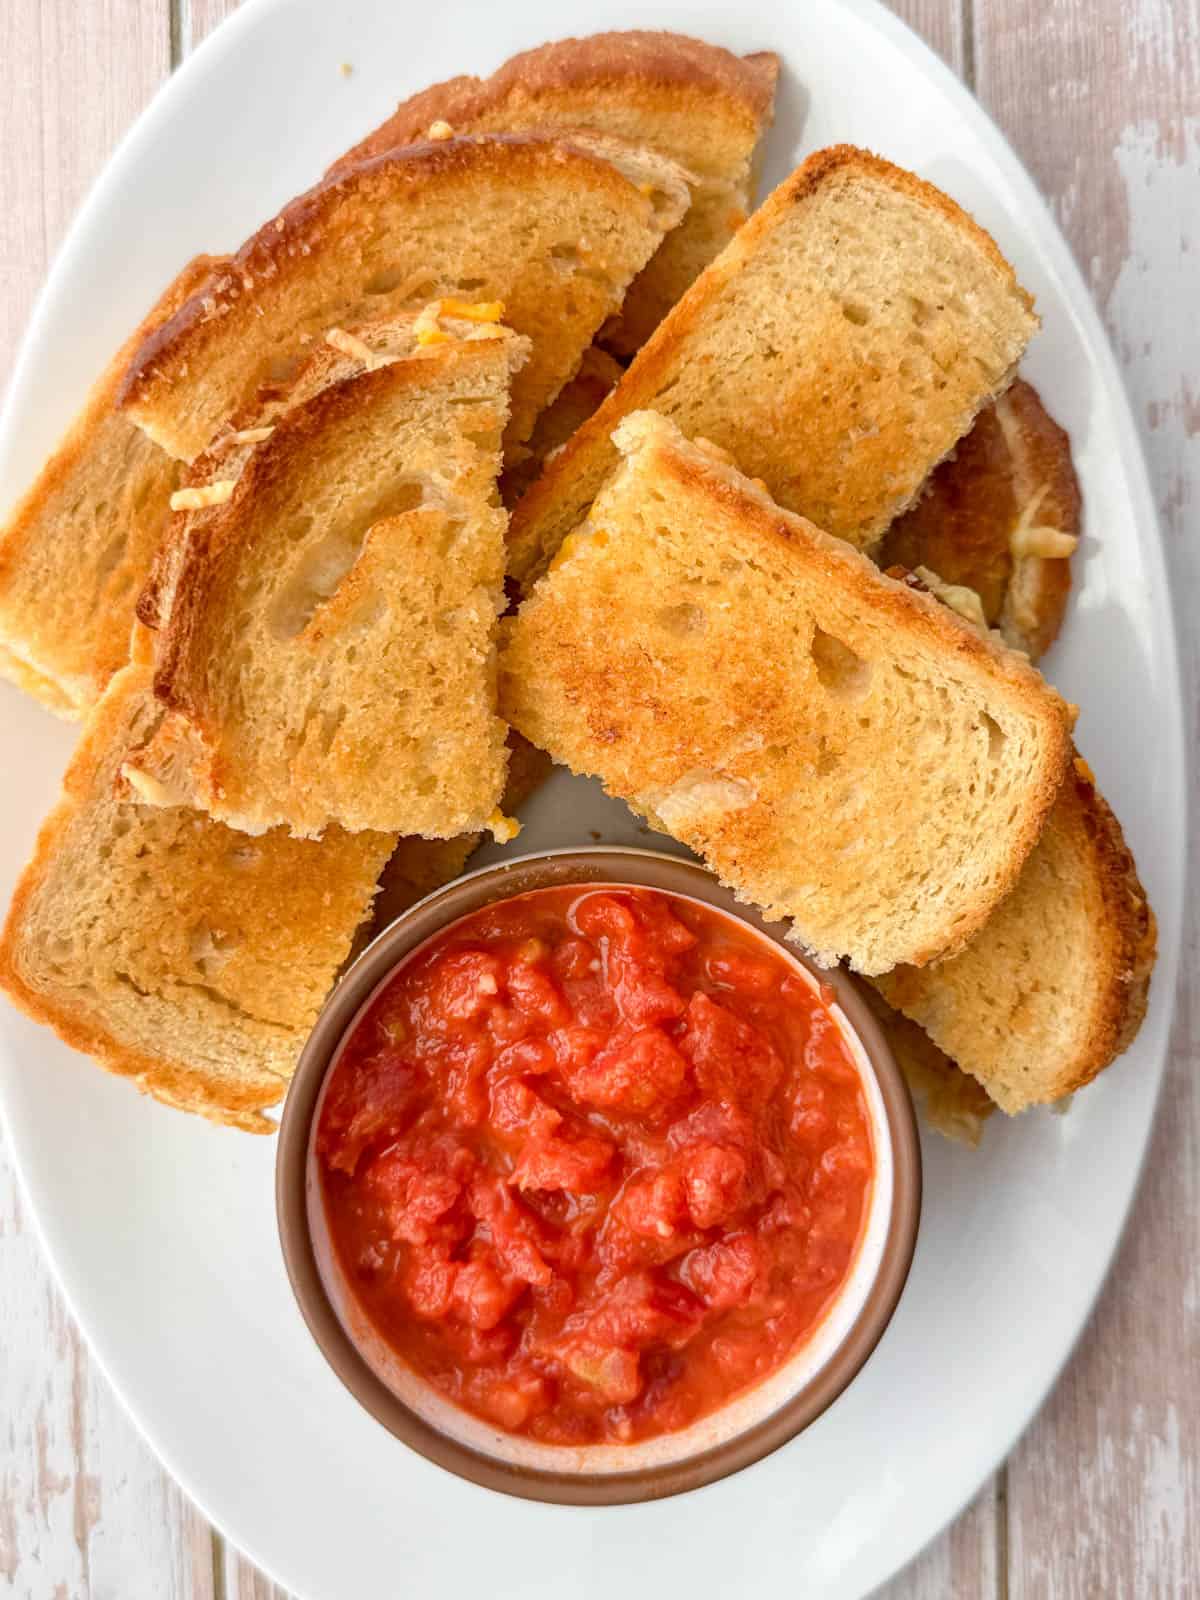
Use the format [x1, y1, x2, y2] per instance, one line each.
[692, 436, 737, 468]
[550, 525, 608, 572]
[413, 303, 445, 345]
[169, 481, 236, 511]
[325, 327, 378, 365]
[1011, 524, 1080, 559]
[487, 811, 522, 845]
[120, 762, 187, 808]
[913, 566, 989, 633]
[1009, 484, 1080, 559]
[439, 299, 505, 323]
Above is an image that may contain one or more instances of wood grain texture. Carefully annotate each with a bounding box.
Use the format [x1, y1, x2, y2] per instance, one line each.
[0, 1, 1194, 1597]
[223, 1543, 290, 1600]
[975, 2, 1200, 1594]
[189, 0, 242, 49]
[0, 8, 216, 1598]
[0, 0, 170, 394]
[0, 1158, 214, 1600]
[883, 0, 966, 68]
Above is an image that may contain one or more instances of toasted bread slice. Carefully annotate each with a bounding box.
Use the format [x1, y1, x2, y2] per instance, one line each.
[508, 145, 1038, 584]
[859, 983, 994, 1146]
[370, 731, 553, 933]
[872, 757, 1155, 1113]
[0, 658, 393, 1132]
[879, 378, 1081, 660]
[332, 31, 779, 354]
[125, 312, 528, 841]
[0, 255, 225, 716]
[501, 346, 624, 505]
[501, 413, 1073, 974]
[117, 134, 689, 464]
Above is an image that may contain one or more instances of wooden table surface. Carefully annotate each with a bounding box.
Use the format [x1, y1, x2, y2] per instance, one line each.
[1, 1, 1196, 1595]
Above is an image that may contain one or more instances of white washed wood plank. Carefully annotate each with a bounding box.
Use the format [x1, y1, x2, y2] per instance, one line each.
[189, 0, 242, 48]
[876, 1484, 1001, 1600]
[0, 1171, 88, 1599]
[884, 0, 965, 71]
[976, 1, 1200, 1594]
[0, 3, 218, 1597]
[222, 1541, 292, 1600]
[0, 1168, 215, 1600]
[0, 0, 169, 391]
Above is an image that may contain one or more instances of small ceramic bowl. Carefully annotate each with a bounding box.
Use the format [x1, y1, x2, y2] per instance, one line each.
[277, 847, 921, 1505]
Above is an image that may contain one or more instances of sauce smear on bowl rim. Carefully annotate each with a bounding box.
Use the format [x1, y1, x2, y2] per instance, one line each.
[315, 884, 874, 1446]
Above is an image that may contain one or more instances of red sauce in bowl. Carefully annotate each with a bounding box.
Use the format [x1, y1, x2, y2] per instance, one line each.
[315, 886, 874, 1446]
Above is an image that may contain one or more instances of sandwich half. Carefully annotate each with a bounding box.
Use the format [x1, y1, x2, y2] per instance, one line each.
[872, 757, 1156, 1112]
[0, 656, 393, 1132]
[501, 346, 624, 506]
[118, 133, 690, 464]
[501, 412, 1074, 975]
[126, 310, 528, 840]
[859, 984, 995, 1146]
[879, 377, 1081, 659]
[331, 30, 779, 354]
[0, 254, 224, 716]
[508, 144, 1038, 583]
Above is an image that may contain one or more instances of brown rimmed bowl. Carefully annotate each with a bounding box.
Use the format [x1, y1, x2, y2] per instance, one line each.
[276, 847, 921, 1505]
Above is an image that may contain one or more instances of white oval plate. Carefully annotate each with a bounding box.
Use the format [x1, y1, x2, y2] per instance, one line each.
[0, 1, 1184, 1596]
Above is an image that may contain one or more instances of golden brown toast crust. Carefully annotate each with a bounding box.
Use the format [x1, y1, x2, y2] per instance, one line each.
[1055, 759, 1157, 1081]
[149, 344, 509, 726]
[503, 413, 1075, 974]
[0, 664, 392, 1132]
[130, 315, 523, 840]
[876, 756, 1156, 1109]
[0, 253, 226, 713]
[369, 732, 553, 935]
[879, 378, 1081, 660]
[329, 32, 779, 175]
[117, 133, 688, 461]
[501, 346, 624, 505]
[859, 982, 994, 1146]
[508, 144, 1037, 583]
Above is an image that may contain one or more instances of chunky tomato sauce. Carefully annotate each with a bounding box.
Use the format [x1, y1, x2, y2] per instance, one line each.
[316, 886, 874, 1446]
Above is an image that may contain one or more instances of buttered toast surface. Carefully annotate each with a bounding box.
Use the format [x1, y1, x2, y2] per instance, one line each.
[501, 413, 1075, 976]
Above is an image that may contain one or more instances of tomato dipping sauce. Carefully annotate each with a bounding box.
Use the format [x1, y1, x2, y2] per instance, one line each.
[316, 886, 874, 1447]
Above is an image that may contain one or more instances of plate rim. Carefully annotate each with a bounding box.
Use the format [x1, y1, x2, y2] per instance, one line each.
[0, 0, 1187, 1594]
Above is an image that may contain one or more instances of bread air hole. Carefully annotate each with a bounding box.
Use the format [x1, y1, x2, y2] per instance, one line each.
[982, 712, 1007, 761]
[268, 481, 429, 640]
[841, 302, 870, 326]
[364, 264, 416, 297]
[266, 350, 306, 384]
[189, 922, 238, 976]
[655, 602, 707, 638]
[909, 296, 933, 329]
[810, 627, 871, 699]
